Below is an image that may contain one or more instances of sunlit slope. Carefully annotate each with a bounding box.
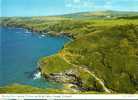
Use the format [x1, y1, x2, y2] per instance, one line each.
[1, 11, 138, 93]
[61, 10, 138, 19]
[39, 19, 138, 93]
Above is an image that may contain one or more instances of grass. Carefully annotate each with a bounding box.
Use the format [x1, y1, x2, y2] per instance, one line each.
[0, 84, 58, 94]
[61, 24, 138, 93]
[1, 11, 138, 93]
[0, 84, 77, 94]
[0, 84, 105, 94]
[40, 55, 73, 75]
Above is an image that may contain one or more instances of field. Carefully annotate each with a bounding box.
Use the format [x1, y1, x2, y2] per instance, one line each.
[0, 11, 138, 94]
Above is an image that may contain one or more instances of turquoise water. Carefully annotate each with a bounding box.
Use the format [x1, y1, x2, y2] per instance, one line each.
[0, 27, 70, 88]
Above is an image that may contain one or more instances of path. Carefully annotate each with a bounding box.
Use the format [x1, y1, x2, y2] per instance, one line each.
[59, 52, 111, 93]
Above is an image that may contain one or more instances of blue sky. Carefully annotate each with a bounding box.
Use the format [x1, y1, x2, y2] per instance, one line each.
[1, 0, 138, 17]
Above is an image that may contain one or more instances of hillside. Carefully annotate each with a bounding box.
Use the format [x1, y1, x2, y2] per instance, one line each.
[39, 21, 138, 93]
[0, 11, 138, 94]
[61, 10, 138, 19]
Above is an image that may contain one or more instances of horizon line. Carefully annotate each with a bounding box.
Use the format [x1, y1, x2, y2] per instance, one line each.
[1, 10, 138, 18]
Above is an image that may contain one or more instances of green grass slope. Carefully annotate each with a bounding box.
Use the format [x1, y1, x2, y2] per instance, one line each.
[0, 84, 78, 94]
[1, 11, 138, 94]
[61, 10, 138, 19]
[62, 24, 138, 93]
[37, 19, 138, 93]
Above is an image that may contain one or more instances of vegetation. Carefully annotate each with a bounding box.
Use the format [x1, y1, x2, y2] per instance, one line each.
[0, 84, 77, 94]
[0, 10, 138, 94]
[0, 84, 104, 94]
[62, 24, 138, 93]
[40, 55, 73, 74]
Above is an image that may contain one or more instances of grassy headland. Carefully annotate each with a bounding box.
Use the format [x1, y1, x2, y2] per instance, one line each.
[0, 11, 138, 94]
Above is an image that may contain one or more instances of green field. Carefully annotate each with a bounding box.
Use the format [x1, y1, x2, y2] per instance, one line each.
[1, 11, 138, 94]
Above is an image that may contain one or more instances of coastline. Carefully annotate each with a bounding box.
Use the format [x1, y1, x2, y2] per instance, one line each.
[0, 26, 75, 93]
[1, 18, 138, 94]
[1, 24, 75, 39]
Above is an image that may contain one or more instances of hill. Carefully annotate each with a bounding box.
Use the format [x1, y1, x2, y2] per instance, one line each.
[0, 11, 138, 94]
[61, 10, 138, 19]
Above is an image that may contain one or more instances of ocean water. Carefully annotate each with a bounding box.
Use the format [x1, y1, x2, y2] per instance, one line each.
[0, 27, 70, 88]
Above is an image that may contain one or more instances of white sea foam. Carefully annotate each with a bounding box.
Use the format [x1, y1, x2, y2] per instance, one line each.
[33, 71, 41, 80]
[25, 30, 31, 33]
[41, 34, 45, 37]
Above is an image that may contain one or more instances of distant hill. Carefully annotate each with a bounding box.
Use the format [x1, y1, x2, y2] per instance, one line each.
[60, 10, 138, 19]
[1, 10, 138, 20]
[1, 10, 138, 94]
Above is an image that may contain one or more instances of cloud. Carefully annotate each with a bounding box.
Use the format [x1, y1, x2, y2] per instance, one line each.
[65, 0, 114, 11]
[73, 0, 81, 3]
[106, 1, 112, 5]
[103, 0, 113, 9]
[65, 0, 138, 12]
[65, 0, 95, 10]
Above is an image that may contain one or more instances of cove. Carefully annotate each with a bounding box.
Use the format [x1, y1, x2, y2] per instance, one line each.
[0, 27, 70, 89]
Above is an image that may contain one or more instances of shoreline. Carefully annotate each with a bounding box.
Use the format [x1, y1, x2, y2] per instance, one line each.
[7, 26, 108, 93]
[1, 18, 138, 94]
[1, 25, 75, 39]
[0, 26, 74, 92]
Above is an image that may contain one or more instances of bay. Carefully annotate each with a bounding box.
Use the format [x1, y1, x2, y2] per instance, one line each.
[0, 27, 70, 89]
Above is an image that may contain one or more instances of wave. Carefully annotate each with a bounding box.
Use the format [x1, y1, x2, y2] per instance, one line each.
[33, 71, 41, 80]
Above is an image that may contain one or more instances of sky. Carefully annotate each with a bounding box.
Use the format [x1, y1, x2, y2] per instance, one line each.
[1, 0, 138, 17]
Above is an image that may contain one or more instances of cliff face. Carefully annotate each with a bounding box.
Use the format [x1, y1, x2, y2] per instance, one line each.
[39, 24, 138, 94]
[1, 16, 138, 94]
[39, 55, 109, 93]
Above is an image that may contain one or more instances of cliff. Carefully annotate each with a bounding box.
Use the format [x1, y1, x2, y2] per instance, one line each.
[1, 13, 138, 93]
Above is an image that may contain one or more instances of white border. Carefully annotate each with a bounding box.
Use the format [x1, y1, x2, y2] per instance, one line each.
[0, 94, 138, 99]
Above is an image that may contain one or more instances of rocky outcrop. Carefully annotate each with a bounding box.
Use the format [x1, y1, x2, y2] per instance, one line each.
[41, 69, 81, 89]
[40, 65, 109, 93]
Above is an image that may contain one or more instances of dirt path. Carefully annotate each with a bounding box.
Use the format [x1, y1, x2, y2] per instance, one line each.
[59, 52, 111, 93]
